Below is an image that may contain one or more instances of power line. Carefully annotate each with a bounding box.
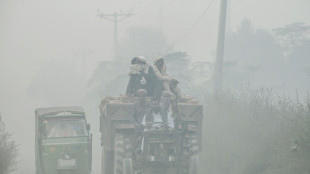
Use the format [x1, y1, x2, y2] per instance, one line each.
[127, 0, 144, 11]
[134, 0, 158, 15]
[166, 0, 216, 52]
[163, 0, 177, 9]
[137, 0, 177, 17]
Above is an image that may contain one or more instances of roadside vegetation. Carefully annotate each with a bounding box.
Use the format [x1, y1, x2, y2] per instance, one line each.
[0, 115, 18, 174]
[202, 89, 310, 174]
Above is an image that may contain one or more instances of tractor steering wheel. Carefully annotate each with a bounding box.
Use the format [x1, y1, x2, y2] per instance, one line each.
[144, 121, 172, 131]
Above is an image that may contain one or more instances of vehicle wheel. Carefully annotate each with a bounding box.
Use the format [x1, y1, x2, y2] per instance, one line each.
[188, 135, 199, 156]
[179, 165, 188, 174]
[188, 156, 199, 174]
[123, 158, 133, 174]
[102, 148, 114, 174]
[60, 170, 73, 174]
[182, 135, 199, 174]
[123, 136, 133, 158]
[114, 134, 133, 174]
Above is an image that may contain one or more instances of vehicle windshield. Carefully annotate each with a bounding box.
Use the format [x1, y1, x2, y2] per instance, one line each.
[43, 117, 88, 138]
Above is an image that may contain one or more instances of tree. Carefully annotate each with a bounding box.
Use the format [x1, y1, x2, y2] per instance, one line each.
[274, 22, 310, 93]
[84, 60, 128, 105]
[273, 22, 310, 56]
[0, 115, 18, 174]
[223, 19, 285, 90]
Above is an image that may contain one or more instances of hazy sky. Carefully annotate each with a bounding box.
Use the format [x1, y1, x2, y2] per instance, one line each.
[0, 0, 310, 173]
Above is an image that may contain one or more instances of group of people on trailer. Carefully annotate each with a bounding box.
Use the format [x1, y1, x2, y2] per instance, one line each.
[125, 56, 182, 131]
[126, 56, 183, 101]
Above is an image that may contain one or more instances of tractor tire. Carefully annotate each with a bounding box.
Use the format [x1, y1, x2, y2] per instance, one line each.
[188, 156, 199, 174]
[123, 158, 133, 174]
[60, 170, 73, 174]
[114, 134, 134, 174]
[102, 148, 114, 174]
[188, 135, 199, 156]
[181, 134, 199, 174]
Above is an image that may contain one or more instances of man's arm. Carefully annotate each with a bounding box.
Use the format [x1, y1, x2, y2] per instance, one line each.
[126, 75, 135, 95]
[151, 65, 171, 82]
[141, 113, 148, 131]
[167, 112, 174, 129]
[129, 104, 140, 126]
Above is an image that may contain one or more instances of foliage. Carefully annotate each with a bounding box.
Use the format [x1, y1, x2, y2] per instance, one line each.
[222, 20, 310, 97]
[224, 19, 284, 90]
[202, 89, 310, 174]
[85, 60, 129, 105]
[0, 116, 18, 174]
[273, 22, 310, 56]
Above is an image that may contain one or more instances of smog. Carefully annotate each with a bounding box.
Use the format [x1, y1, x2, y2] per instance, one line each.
[1, 0, 310, 174]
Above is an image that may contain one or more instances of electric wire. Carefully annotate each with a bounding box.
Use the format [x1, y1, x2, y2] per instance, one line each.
[137, 0, 177, 17]
[162, 0, 177, 9]
[134, 0, 158, 15]
[166, 0, 217, 52]
[127, 0, 144, 11]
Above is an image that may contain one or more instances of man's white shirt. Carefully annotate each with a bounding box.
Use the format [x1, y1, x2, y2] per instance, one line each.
[141, 111, 174, 130]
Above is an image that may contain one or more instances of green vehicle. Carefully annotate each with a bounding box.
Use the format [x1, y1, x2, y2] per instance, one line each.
[35, 106, 92, 174]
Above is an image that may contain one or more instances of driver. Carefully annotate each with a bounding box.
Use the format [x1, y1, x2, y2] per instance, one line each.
[48, 123, 77, 137]
[141, 97, 174, 130]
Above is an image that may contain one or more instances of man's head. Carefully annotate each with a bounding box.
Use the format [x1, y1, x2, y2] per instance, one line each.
[149, 97, 160, 113]
[131, 57, 140, 65]
[138, 56, 147, 65]
[154, 57, 164, 68]
[160, 91, 172, 110]
[136, 89, 147, 103]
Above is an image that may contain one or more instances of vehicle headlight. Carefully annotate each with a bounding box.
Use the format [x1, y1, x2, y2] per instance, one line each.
[148, 156, 155, 161]
[63, 152, 72, 160]
[49, 146, 56, 153]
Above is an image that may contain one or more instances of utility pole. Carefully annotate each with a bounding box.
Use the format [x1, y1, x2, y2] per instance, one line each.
[226, 0, 232, 33]
[159, 0, 163, 32]
[98, 12, 133, 58]
[214, 0, 228, 94]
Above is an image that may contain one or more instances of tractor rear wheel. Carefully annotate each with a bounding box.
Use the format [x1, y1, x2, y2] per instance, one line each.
[114, 134, 134, 174]
[188, 156, 199, 174]
[123, 158, 133, 174]
[102, 148, 114, 174]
